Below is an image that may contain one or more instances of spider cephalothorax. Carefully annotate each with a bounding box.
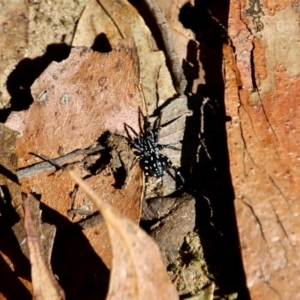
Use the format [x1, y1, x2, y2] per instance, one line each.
[125, 113, 184, 186]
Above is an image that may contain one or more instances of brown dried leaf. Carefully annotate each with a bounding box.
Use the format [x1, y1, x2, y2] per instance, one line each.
[155, 0, 201, 92]
[27, 1, 87, 56]
[1, 1, 87, 109]
[23, 193, 64, 300]
[73, 0, 174, 115]
[73, 0, 190, 197]
[146, 194, 196, 266]
[153, 96, 191, 166]
[0, 123, 23, 217]
[72, 162, 143, 267]
[70, 171, 179, 300]
[12, 204, 56, 267]
[72, 0, 122, 49]
[5, 39, 144, 269]
[6, 39, 141, 167]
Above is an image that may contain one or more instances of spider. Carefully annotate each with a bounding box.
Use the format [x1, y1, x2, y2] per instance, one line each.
[124, 112, 184, 186]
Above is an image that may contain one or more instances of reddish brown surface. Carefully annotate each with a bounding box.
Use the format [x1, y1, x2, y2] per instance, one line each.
[73, 164, 143, 268]
[227, 1, 300, 298]
[13, 40, 144, 265]
[7, 40, 141, 168]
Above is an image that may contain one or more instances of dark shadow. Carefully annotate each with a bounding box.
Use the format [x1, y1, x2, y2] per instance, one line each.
[0, 164, 19, 185]
[1, 43, 71, 122]
[0, 254, 31, 300]
[0, 187, 31, 299]
[179, 1, 251, 299]
[112, 166, 127, 189]
[182, 40, 200, 96]
[40, 202, 110, 300]
[0, 192, 109, 300]
[92, 33, 113, 53]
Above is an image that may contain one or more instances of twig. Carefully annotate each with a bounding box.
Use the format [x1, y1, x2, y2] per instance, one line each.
[17, 145, 104, 179]
[198, 97, 216, 170]
[143, 0, 187, 94]
[76, 212, 104, 230]
[29, 152, 62, 169]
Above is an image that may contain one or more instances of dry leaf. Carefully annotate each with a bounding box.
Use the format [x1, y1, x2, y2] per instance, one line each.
[5, 39, 144, 284]
[145, 194, 196, 266]
[0, 123, 23, 217]
[73, 0, 175, 115]
[155, 0, 201, 92]
[72, 0, 190, 196]
[27, 1, 87, 57]
[15, 193, 57, 265]
[23, 193, 64, 300]
[70, 171, 179, 300]
[72, 161, 143, 267]
[7, 38, 141, 167]
[0, 1, 87, 109]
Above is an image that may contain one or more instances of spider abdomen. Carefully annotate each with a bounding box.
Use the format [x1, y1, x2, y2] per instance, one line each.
[143, 153, 167, 178]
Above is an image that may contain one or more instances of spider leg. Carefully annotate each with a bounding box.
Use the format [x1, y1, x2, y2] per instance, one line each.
[124, 123, 139, 140]
[164, 156, 185, 185]
[140, 107, 152, 134]
[145, 174, 149, 185]
[153, 111, 162, 130]
[124, 123, 146, 153]
[144, 127, 157, 145]
[130, 154, 143, 170]
[129, 137, 145, 152]
[144, 112, 162, 144]
[152, 128, 160, 144]
[175, 169, 185, 185]
[152, 112, 162, 143]
[157, 143, 180, 151]
[138, 107, 146, 134]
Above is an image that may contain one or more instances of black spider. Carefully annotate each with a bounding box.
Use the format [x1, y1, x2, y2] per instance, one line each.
[125, 113, 184, 186]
